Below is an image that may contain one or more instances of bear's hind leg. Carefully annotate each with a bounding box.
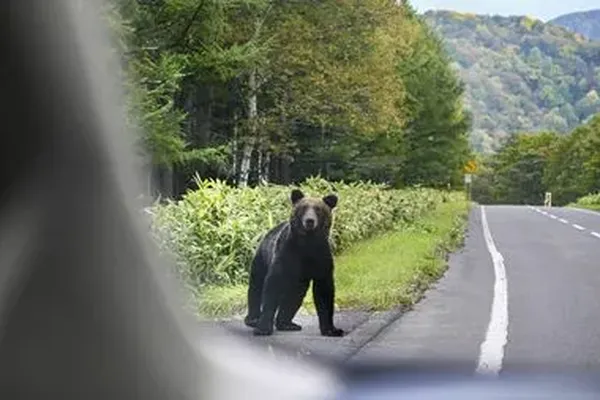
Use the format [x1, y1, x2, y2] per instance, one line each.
[253, 269, 285, 336]
[244, 252, 266, 328]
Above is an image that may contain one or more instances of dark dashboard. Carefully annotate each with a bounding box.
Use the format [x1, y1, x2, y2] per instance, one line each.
[336, 362, 600, 399]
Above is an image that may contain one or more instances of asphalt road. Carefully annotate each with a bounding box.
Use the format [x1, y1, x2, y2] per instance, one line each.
[218, 205, 600, 374]
[499, 206, 600, 372]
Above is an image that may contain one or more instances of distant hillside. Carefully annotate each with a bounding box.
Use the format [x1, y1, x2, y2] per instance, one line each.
[423, 10, 600, 153]
[550, 9, 600, 40]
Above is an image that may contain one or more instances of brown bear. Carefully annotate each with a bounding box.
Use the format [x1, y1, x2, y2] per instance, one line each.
[243, 188, 344, 337]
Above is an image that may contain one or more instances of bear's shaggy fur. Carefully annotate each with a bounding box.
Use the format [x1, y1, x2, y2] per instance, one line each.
[243, 188, 344, 337]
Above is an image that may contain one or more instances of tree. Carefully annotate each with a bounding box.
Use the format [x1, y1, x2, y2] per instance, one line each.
[105, 0, 475, 197]
[397, 7, 472, 188]
[472, 132, 561, 204]
[544, 114, 600, 204]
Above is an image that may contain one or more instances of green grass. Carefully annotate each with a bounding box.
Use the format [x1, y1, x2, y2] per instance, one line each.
[568, 192, 600, 212]
[574, 204, 600, 211]
[569, 203, 600, 211]
[331, 199, 469, 311]
[195, 198, 470, 318]
[195, 284, 248, 319]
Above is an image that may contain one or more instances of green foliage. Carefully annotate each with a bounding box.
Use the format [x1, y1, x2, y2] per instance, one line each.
[333, 198, 468, 311]
[572, 192, 600, 210]
[104, 1, 185, 167]
[472, 113, 600, 206]
[124, 52, 190, 166]
[106, 0, 272, 171]
[263, 1, 407, 134]
[544, 114, 600, 204]
[424, 10, 600, 153]
[103, 0, 471, 192]
[398, 7, 472, 187]
[472, 132, 562, 204]
[149, 177, 451, 287]
[493, 132, 561, 204]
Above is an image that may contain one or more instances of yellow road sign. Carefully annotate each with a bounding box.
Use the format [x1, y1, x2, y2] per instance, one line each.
[464, 159, 477, 174]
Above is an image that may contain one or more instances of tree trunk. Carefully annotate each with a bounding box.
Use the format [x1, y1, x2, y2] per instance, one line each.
[238, 142, 254, 188]
[195, 84, 213, 147]
[231, 109, 239, 182]
[258, 151, 270, 185]
[320, 120, 326, 177]
[257, 150, 263, 183]
[238, 69, 258, 188]
[264, 152, 271, 183]
[273, 90, 289, 184]
[281, 155, 291, 184]
[158, 164, 174, 200]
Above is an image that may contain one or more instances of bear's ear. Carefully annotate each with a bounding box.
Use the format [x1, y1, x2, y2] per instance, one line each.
[291, 189, 304, 205]
[322, 194, 338, 209]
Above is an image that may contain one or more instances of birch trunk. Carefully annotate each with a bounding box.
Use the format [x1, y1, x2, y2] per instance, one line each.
[238, 69, 257, 187]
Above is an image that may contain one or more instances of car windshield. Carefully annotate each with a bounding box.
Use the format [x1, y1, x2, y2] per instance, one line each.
[4, 0, 600, 396]
[112, 0, 600, 372]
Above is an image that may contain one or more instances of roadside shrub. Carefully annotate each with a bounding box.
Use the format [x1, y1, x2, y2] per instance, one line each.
[149, 176, 459, 288]
[573, 192, 600, 209]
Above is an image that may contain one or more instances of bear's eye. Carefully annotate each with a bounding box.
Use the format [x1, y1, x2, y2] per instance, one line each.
[295, 205, 308, 215]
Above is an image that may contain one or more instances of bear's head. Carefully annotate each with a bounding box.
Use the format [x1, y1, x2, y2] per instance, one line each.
[289, 188, 338, 237]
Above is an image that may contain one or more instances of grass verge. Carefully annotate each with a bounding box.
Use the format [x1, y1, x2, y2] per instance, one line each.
[196, 199, 470, 318]
[568, 193, 600, 211]
[569, 204, 600, 211]
[330, 199, 470, 311]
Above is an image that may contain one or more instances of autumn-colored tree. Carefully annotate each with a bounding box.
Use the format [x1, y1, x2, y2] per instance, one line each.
[106, 0, 474, 197]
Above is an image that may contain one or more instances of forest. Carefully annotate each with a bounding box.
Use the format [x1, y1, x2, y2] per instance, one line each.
[424, 10, 600, 153]
[472, 113, 600, 208]
[105, 0, 472, 199]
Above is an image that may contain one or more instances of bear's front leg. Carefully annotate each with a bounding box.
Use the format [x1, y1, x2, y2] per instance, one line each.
[312, 275, 345, 337]
[276, 278, 310, 331]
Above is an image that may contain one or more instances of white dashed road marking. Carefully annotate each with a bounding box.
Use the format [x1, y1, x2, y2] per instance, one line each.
[477, 206, 508, 376]
[530, 206, 600, 239]
[528, 206, 600, 239]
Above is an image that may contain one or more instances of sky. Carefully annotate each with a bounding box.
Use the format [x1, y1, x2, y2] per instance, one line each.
[409, 0, 599, 21]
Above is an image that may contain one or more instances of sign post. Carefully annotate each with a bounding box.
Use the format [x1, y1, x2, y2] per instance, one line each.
[544, 192, 552, 208]
[464, 174, 472, 202]
[463, 160, 477, 203]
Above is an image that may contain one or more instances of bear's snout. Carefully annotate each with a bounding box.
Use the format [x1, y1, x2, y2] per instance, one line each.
[302, 207, 319, 230]
[303, 217, 316, 230]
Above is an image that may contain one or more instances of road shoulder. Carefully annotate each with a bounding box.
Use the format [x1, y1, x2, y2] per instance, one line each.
[347, 206, 494, 366]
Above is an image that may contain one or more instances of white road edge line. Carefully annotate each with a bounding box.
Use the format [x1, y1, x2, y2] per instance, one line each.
[572, 224, 585, 231]
[476, 206, 509, 377]
[567, 207, 600, 218]
[591, 232, 600, 239]
[549, 215, 557, 219]
[558, 218, 568, 224]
